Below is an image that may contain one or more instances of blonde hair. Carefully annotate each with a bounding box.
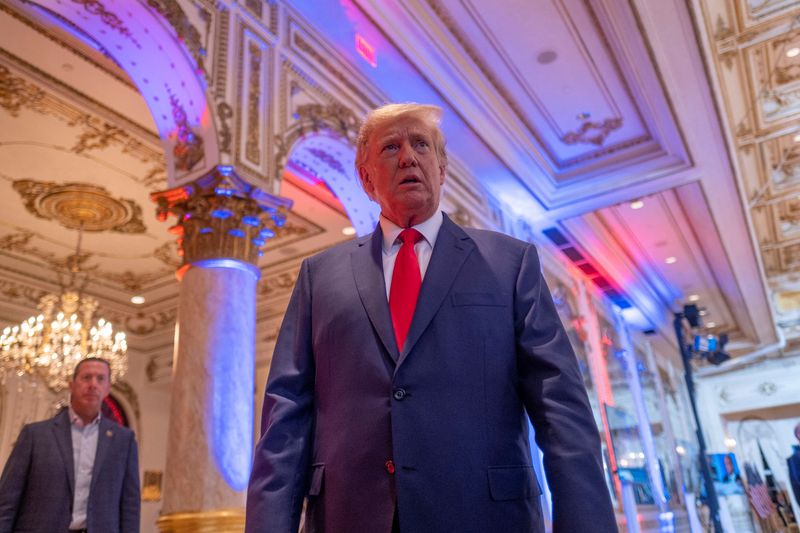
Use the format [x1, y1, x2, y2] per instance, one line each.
[355, 103, 447, 169]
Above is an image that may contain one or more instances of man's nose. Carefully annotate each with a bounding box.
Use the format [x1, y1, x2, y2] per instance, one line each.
[398, 143, 417, 167]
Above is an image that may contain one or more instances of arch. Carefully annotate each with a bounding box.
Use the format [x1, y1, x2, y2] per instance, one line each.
[37, 0, 219, 187]
[276, 104, 379, 236]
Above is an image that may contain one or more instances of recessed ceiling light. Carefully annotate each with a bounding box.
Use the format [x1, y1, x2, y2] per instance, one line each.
[794, 133, 800, 143]
[787, 47, 800, 58]
[131, 296, 145, 305]
[706, 321, 716, 328]
[342, 226, 356, 236]
[699, 310, 707, 316]
[665, 256, 677, 264]
[537, 50, 558, 64]
[688, 294, 700, 302]
[630, 200, 644, 210]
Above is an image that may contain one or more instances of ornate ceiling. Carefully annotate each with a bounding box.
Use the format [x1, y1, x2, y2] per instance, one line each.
[0, 0, 797, 374]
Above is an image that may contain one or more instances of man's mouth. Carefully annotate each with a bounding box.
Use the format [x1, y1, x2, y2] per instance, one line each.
[400, 176, 421, 185]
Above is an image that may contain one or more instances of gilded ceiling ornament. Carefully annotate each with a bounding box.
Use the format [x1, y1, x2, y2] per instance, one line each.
[0, 65, 45, 116]
[71, 0, 141, 48]
[151, 165, 293, 266]
[168, 89, 205, 172]
[257, 270, 300, 298]
[561, 118, 623, 146]
[145, 0, 209, 81]
[12, 180, 146, 233]
[0, 61, 166, 186]
[217, 102, 234, 154]
[246, 41, 263, 165]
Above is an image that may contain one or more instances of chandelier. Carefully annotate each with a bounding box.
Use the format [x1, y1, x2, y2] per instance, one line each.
[0, 223, 127, 394]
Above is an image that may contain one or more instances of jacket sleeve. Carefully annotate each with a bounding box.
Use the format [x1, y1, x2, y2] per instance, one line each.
[120, 432, 141, 533]
[514, 243, 617, 533]
[0, 424, 32, 533]
[246, 259, 315, 533]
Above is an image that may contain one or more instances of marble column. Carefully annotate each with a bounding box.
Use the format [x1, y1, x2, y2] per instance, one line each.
[151, 166, 291, 532]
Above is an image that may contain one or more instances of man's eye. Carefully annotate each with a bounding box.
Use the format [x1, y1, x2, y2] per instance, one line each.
[416, 140, 429, 149]
[382, 143, 398, 152]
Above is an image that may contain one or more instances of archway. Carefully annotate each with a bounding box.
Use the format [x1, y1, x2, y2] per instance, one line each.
[34, 0, 219, 186]
[277, 104, 380, 236]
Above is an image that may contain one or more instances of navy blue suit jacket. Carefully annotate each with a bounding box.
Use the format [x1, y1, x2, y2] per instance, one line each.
[246, 215, 616, 532]
[0, 409, 140, 533]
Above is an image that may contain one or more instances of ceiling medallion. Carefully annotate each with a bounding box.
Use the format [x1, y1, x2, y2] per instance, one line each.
[12, 180, 145, 233]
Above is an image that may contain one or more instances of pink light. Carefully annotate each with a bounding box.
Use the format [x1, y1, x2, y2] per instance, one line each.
[355, 34, 377, 68]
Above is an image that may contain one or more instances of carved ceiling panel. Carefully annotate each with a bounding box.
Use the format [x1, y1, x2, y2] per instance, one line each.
[426, 0, 664, 173]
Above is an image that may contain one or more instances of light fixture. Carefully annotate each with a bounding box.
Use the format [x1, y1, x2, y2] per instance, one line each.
[131, 296, 146, 305]
[706, 322, 716, 328]
[665, 256, 677, 264]
[787, 47, 800, 58]
[724, 437, 737, 449]
[688, 294, 700, 302]
[675, 445, 686, 455]
[630, 200, 644, 210]
[794, 133, 800, 143]
[0, 223, 127, 394]
[341, 226, 356, 236]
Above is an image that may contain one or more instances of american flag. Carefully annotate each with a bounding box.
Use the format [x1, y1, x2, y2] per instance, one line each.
[743, 463, 775, 519]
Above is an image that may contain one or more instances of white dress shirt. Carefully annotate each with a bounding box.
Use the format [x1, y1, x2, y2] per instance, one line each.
[379, 210, 444, 298]
[68, 407, 101, 530]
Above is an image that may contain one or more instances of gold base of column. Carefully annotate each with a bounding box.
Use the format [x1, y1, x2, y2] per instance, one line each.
[157, 508, 245, 533]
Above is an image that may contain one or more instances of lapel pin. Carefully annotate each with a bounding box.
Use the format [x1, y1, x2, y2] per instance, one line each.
[106, 430, 113, 438]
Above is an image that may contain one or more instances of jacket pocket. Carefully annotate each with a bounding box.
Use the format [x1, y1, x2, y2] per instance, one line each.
[451, 292, 507, 307]
[308, 463, 325, 496]
[487, 465, 541, 501]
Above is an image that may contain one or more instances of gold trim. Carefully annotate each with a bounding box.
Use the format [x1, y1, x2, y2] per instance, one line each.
[156, 508, 244, 533]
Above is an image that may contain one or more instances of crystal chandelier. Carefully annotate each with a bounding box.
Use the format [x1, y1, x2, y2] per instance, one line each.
[0, 223, 127, 394]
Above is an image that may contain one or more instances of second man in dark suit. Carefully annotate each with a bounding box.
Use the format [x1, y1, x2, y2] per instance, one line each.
[0, 357, 140, 533]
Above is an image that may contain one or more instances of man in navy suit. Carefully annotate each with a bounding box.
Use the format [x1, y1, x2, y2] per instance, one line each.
[789, 423, 800, 507]
[246, 103, 617, 532]
[0, 358, 140, 533]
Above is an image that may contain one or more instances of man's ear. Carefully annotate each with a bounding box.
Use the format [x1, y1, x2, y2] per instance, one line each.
[358, 165, 375, 199]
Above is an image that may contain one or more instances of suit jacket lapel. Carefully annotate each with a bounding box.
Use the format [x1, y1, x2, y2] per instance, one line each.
[352, 226, 400, 362]
[52, 409, 75, 498]
[91, 417, 114, 493]
[399, 215, 474, 366]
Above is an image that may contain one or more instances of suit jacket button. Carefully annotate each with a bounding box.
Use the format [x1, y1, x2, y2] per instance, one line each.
[385, 460, 395, 474]
[393, 388, 406, 400]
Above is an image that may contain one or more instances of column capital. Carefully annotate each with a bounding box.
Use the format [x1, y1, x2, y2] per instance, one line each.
[151, 166, 293, 268]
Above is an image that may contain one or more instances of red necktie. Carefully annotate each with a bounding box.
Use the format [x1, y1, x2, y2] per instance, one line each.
[389, 229, 423, 351]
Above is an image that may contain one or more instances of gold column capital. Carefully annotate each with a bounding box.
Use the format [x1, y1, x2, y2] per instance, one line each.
[156, 508, 245, 533]
[151, 166, 293, 268]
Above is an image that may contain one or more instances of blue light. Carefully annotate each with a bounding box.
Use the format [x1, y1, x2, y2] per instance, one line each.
[228, 228, 246, 238]
[212, 209, 232, 219]
[252, 238, 265, 247]
[242, 215, 260, 227]
[259, 228, 275, 238]
[214, 187, 235, 197]
[199, 227, 213, 234]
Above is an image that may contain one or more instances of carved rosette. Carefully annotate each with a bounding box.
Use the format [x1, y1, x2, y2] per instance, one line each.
[151, 166, 293, 267]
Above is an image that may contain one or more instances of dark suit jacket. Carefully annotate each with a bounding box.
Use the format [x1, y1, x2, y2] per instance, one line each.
[246, 215, 617, 533]
[0, 409, 140, 533]
[788, 449, 800, 505]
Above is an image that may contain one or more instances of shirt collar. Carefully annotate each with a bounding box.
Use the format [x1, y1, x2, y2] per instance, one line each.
[68, 406, 101, 429]
[380, 210, 443, 253]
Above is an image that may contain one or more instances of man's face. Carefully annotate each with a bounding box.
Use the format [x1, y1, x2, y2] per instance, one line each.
[359, 115, 445, 226]
[69, 361, 111, 418]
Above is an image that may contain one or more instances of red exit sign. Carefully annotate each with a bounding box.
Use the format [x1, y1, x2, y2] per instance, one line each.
[355, 34, 377, 68]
